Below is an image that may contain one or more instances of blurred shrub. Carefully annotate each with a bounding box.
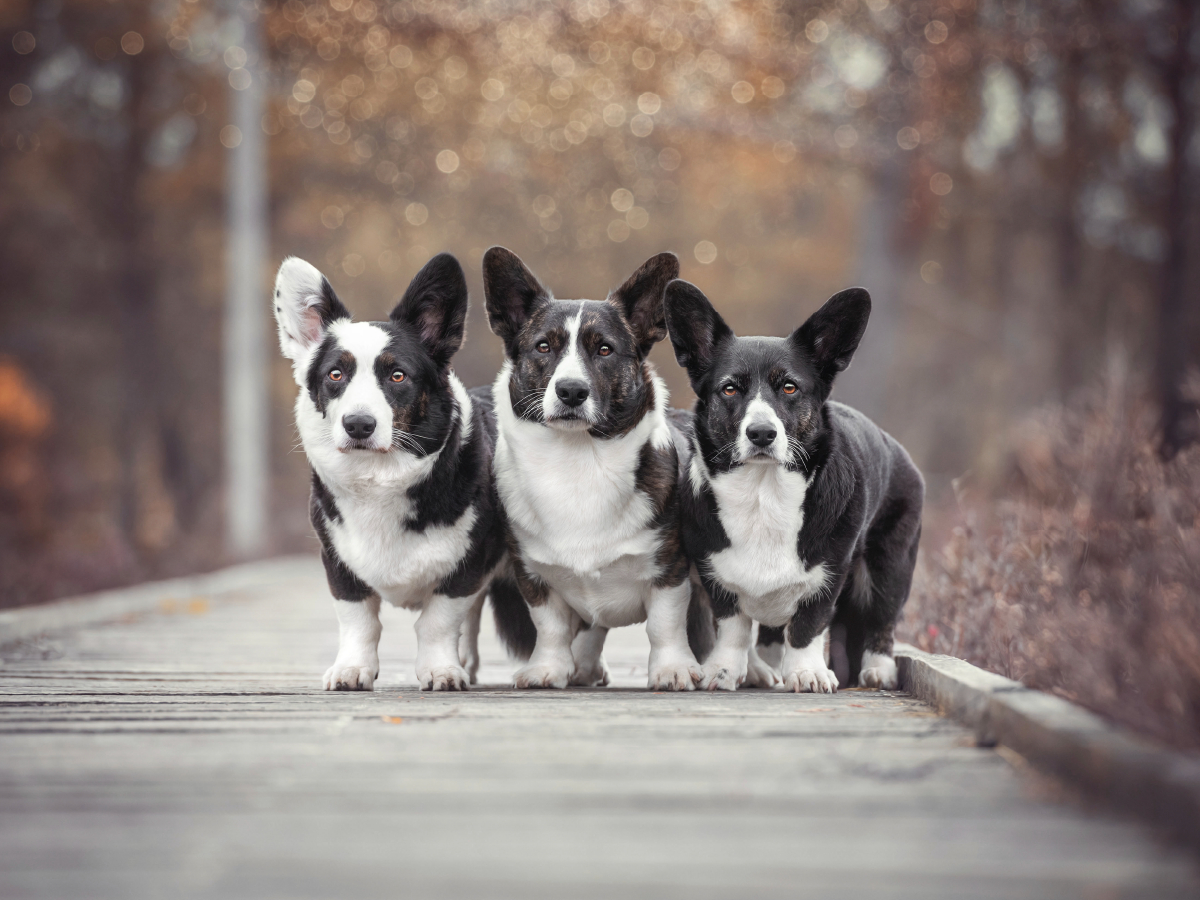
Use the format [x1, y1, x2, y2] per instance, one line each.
[901, 370, 1200, 749]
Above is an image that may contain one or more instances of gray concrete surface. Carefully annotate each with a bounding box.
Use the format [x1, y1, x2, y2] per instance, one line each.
[1, 557, 1197, 899]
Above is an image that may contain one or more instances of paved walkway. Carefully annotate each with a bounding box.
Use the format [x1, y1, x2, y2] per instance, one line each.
[1, 558, 1196, 899]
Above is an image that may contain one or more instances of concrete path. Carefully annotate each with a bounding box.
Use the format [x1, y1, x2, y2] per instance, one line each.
[1, 558, 1196, 899]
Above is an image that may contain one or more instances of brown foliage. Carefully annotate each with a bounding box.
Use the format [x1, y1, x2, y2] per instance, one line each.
[901, 372, 1200, 750]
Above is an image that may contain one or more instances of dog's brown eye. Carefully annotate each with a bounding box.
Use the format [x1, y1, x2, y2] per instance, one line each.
[782, 382, 796, 395]
[329, 369, 343, 382]
[391, 370, 405, 383]
[722, 384, 737, 396]
[598, 345, 612, 357]
[536, 341, 550, 353]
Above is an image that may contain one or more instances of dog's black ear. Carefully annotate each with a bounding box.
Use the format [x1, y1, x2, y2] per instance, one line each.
[390, 253, 468, 367]
[609, 252, 679, 357]
[791, 287, 871, 381]
[273, 257, 352, 364]
[483, 247, 550, 347]
[664, 279, 733, 387]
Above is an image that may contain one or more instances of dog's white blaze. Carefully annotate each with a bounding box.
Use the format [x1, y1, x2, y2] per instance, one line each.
[705, 461, 827, 627]
[737, 391, 787, 463]
[301, 372, 478, 611]
[494, 359, 671, 629]
[542, 312, 598, 426]
[323, 321, 393, 451]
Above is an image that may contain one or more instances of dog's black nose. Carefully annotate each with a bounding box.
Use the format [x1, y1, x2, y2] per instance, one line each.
[343, 414, 377, 440]
[555, 379, 590, 408]
[747, 425, 777, 448]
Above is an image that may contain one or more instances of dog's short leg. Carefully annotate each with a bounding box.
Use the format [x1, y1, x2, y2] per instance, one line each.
[458, 591, 486, 684]
[324, 595, 382, 691]
[415, 593, 476, 691]
[780, 627, 838, 693]
[513, 591, 576, 689]
[744, 636, 782, 689]
[645, 580, 703, 691]
[569, 624, 610, 686]
[699, 612, 753, 691]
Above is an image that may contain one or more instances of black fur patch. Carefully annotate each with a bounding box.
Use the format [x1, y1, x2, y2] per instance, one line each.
[667, 280, 924, 683]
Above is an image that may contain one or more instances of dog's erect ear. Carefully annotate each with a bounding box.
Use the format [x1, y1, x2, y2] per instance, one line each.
[274, 257, 351, 363]
[791, 287, 871, 381]
[609, 252, 679, 358]
[390, 253, 468, 367]
[663, 279, 734, 387]
[483, 246, 550, 347]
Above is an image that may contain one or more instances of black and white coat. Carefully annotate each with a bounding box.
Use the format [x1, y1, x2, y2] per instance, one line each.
[274, 253, 504, 691]
[664, 280, 924, 693]
[483, 247, 703, 691]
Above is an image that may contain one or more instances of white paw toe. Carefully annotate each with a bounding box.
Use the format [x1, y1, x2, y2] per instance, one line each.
[569, 661, 610, 687]
[420, 666, 471, 692]
[781, 667, 839, 694]
[859, 664, 898, 690]
[745, 660, 782, 689]
[649, 660, 702, 691]
[323, 664, 377, 691]
[514, 663, 572, 690]
[700, 662, 744, 692]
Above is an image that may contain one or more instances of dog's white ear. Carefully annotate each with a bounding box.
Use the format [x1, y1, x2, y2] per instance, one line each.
[273, 257, 351, 366]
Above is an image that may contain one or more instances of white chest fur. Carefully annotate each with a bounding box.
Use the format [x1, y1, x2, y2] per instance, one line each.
[300, 376, 478, 609]
[700, 460, 828, 628]
[493, 363, 670, 628]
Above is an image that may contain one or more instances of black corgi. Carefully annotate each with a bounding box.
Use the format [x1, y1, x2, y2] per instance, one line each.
[664, 280, 924, 692]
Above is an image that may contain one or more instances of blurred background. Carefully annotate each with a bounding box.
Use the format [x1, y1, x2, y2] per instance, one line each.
[0, 1, 1196, 740]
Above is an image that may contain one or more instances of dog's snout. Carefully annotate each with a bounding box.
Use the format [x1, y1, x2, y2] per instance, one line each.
[555, 379, 590, 408]
[342, 414, 377, 440]
[746, 424, 777, 448]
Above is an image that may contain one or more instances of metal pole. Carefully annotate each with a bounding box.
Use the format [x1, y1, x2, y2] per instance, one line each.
[224, 0, 268, 555]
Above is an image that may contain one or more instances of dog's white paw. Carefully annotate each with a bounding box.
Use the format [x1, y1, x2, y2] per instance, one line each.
[859, 656, 899, 690]
[323, 663, 377, 691]
[745, 652, 782, 689]
[649, 656, 702, 691]
[514, 661, 572, 689]
[700, 657, 745, 691]
[569, 657, 610, 687]
[463, 651, 480, 685]
[781, 666, 839, 694]
[419, 665, 470, 692]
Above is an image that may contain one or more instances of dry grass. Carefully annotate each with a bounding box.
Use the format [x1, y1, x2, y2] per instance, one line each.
[900, 372, 1200, 751]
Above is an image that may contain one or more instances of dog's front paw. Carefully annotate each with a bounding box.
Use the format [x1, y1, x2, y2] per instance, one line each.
[419, 665, 470, 692]
[323, 663, 378, 691]
[859, 656, 899, 690]
[569, 657, 610, 687]
[745, 651, 782, 689]
[649, 656, 702, 691]
[700, 657, 745, 691]
[514, 661, 572, 689]
[781, 666, 839, 694]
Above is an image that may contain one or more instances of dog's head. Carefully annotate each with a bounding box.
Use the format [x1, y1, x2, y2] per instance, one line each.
[664, 280, 870, 472]
[483, 247, 678, 437]
[274, 252, 468, 456]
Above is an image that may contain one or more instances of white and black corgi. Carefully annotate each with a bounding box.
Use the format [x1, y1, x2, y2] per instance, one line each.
[664, 280, 924, 693]
[483, 247, 704, 691]
[274, 252, 507, 691]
